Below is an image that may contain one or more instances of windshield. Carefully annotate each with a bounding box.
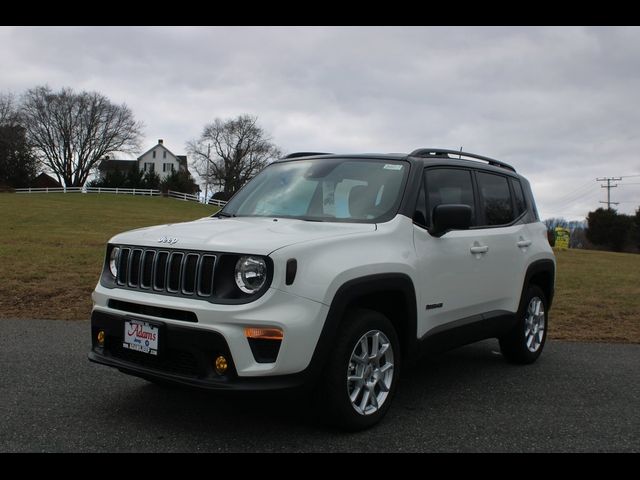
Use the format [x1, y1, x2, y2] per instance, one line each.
[220, 158, 409, 223]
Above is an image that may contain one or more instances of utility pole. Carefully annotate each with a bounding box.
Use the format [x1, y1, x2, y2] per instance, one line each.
[596, 176, 622, 210]
[204, 143, 211, 204]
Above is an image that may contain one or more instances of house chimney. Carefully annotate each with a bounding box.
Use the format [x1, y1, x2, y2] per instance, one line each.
[158, 139, 163, 145]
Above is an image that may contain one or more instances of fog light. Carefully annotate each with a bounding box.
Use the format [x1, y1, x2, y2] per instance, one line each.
[215, 355, 228, 375]
[97, 330, 105, 346]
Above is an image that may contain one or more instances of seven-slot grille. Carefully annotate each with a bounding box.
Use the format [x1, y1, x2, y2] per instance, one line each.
[116, 247, 216, 297]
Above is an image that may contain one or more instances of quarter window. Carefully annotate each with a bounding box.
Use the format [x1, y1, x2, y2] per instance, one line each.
[424, 169, 475, 227]
[413, 178, 428, 228]
[511, 178, 527, 217]
[476, 172, 514, 226]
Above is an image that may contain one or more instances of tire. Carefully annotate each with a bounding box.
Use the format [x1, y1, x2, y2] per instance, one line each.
[319, 308, 401, 431]
[499, 285, 548, 364]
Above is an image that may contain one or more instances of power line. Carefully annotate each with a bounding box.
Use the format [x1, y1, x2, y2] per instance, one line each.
[547, 179, 593, 205]
[558, 188, 598, 207]
[596, 177, 621, 209]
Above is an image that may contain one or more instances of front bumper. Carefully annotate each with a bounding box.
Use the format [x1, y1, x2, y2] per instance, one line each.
[90, 310, 313, 391]
[89, 283, 330, 390]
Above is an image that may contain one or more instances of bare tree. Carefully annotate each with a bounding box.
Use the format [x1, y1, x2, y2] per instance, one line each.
[20, 86, 143, 187]
[187, 115, 281, 200]
[0, 92, 18, 126]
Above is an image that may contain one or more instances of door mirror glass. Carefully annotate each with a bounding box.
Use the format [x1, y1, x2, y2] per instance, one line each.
[431, 204, 472, 237]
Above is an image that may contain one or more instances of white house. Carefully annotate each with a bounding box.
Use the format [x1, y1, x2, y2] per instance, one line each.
[98, 139, 189, 180]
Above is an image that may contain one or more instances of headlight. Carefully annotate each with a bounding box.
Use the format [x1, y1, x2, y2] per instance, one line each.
[235, 256, 267, 294]
[109, 247, 120, 277]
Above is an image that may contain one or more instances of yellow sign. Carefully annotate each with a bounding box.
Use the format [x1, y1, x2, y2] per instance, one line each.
[555, 227, 570, 250]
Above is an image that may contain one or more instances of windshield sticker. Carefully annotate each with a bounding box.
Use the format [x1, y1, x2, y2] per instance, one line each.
[383, 164, 403, 170]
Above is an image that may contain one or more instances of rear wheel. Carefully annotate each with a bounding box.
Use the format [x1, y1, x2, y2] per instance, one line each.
[319, 309, 400, 431]
[499, 285, 548, 364]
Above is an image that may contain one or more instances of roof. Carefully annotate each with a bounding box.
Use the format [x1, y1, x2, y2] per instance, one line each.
[31, 172, 62, 188]
[176, 155, 188, 168]
[98, 159, 137, 171]
[137, 142, 178, 161]
[275, 153, 407, 163]
[274, 149, 517, 175]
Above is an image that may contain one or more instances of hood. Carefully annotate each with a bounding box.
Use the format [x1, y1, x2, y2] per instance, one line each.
[110, 216, 377, 255]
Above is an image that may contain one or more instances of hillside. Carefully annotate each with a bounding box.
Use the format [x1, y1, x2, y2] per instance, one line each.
[0, 194, 218, 320]
[0, 193, 638, 343]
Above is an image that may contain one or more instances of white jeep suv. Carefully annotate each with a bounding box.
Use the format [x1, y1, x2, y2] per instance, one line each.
[89, 149, 555, 430]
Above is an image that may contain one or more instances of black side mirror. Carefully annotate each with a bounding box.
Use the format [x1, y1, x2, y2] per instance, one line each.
[431, 204, 472, 237]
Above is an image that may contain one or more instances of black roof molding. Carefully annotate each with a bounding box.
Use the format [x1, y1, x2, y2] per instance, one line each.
[283, 152, 333, 159]
[409, 148, 516, 173]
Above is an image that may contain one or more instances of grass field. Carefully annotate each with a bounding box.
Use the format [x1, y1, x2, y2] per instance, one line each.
[1, 193, 638, 343]
[551, 248, 640, 343]
[0, 193, 218, 320]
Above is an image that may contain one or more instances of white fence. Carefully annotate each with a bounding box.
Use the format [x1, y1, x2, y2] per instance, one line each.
[167, 190, 227, 207]
[86, 187, 160, 196]
[15, 186, 160, 196]
[14, 186, 227, 206]
[15, 187, 84, 194]
[167, 190, 199, 202]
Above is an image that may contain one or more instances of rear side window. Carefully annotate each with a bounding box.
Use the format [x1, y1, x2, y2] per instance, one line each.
[424, 168, 475, 227]
[476, 172, 514, 226]
[511, 178, 527, 217]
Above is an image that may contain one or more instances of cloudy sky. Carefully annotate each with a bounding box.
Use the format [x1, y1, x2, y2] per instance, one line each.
[1, 26, 639, 220]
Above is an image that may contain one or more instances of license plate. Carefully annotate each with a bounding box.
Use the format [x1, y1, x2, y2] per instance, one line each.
[123, 319, 159, 355]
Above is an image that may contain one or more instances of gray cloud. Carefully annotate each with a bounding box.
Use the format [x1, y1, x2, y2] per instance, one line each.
[1, 26, 639, 219]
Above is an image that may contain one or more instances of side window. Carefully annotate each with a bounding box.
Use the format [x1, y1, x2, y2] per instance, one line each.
[424, 168, 475, 227]
[152, 150, 156, 159]
[510, 178, 527, 217]
[476, 172, 514, 226]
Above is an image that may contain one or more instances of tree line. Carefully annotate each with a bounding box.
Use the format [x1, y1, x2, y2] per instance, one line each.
[0, 86, 281, 199]
[546, 208, 640, 253]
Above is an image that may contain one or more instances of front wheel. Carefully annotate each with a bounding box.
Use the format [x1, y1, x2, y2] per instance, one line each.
[499, 285, 548, 364]
[319, 309, 400, 431]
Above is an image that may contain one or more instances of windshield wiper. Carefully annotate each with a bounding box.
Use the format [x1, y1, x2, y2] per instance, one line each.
[216, 211, 235, 218]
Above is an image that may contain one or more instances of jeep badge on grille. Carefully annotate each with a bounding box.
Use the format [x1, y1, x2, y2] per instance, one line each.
[158, 236, 179, 245]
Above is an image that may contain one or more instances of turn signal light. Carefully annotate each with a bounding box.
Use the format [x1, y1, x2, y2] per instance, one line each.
[97, 330, 105, 346]
[215, 355, 228, 375]
[244, 327, 284, 340]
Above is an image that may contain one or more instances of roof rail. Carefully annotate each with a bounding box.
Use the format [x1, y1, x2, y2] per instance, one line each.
[283, 152, 333, 159]
[409, 148, 516, 172]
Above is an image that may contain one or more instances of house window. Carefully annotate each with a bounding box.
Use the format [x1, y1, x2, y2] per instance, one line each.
[144, 162, 155, 173]
[163, 163, 174, 173]
[163, 151, 167, 159]
[153, 150, 156, 159]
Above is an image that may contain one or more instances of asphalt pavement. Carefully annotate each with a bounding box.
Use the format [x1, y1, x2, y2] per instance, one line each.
[1, 319, 638, 452]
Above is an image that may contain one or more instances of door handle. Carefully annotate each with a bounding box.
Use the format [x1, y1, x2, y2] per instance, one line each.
[470, 245, 489, 254]
[517, 239, 532, 248]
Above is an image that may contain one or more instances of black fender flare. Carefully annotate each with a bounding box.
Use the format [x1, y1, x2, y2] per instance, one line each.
[521, 259, 556, 309]
[304, 273, 418, 380]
